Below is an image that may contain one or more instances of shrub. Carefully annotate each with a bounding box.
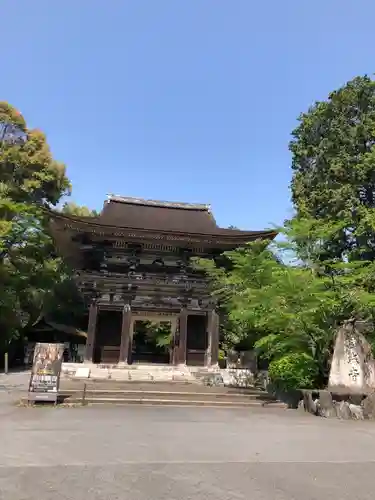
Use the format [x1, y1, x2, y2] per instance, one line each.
[268, 353, 319, 391]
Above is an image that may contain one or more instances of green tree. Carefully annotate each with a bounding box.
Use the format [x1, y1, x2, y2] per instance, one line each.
[196, 237, 375, 388]
[290, 76, 375, 262]
[0, 103, 71, 353]
[42, 273, 87, 328]
[0, 102, 70, 206]
[285, 76, 375, 382]
[194, 76, 375, 389]
[61, 202, 98, 217]
[0, 206, 69, 352]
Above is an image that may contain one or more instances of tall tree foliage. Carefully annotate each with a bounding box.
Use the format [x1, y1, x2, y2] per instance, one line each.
[61, 202, 99, 217]
[0, 103, 71, 351]
[290, 76, 375, 262]
[195, 75, 375, 388]
[0, 103, 70, 206]
[196, 236, 375, 387]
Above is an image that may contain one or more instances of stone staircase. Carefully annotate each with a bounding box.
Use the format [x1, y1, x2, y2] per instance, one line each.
[61, 362, 222, 383]
[56, 363, 283, 409]
[90, 364, 197, 383]
[61, 362, 259, 386]
[57, 380, 285, 408]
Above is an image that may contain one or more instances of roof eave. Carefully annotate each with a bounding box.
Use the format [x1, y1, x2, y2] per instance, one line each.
[47, 209, 277, 242]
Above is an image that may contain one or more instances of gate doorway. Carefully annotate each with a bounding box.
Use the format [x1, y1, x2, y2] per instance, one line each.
[93, 310, 122, 364]
[130, 316, 177, 364]
[186, 314, 207, 366]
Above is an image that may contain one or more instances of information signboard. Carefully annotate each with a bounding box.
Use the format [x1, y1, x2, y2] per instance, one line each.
[28, 343, 64, 403]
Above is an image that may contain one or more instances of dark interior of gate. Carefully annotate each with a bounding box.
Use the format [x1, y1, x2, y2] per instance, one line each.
[186, 315, 207, 365]
[92, 312, 208, 366]
[93, 310, 122, 364]
[131, 321, 171, 364]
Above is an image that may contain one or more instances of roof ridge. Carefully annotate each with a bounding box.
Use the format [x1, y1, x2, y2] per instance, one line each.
[107, 194, 211, 211]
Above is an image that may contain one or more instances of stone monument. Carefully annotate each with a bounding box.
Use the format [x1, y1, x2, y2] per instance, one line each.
[328, 320, 375, 394]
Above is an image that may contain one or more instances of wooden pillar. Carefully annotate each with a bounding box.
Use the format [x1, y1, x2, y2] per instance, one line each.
[211, 309, 219, 366]
[127, 319, 135, 365]
[170, 318, 178, 365]
[177, 308, 188, 365]
[119, 304, 132, 364]
[84, 301, 98, 363]
[206, 308, 219, 367]
[205, 311, 212, 367]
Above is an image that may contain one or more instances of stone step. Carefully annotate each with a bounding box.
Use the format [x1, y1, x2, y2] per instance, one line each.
[88, 371, 196, 382]
[59, 388, 277, 403]
[61, 396, 285, 408]
[95, 364, 191, 372]
[57, 380, 282, 408]
[59, 380, 266, 395]
[62, 364, 260, 389]
[22, 380, 284, 408]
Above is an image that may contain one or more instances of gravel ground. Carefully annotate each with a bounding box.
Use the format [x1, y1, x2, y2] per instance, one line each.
[1, 371, 375, 499]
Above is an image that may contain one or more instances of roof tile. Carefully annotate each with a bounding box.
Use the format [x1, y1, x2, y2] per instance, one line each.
[100, 197, 218, 233]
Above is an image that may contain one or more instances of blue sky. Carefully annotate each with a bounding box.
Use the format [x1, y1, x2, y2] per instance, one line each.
[2, 1, 375, 230]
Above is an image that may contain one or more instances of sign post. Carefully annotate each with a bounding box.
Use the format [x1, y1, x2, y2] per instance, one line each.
[28, 343, 64, 404]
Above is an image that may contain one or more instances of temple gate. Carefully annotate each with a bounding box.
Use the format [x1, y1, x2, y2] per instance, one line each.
[49, 195, 275, 367]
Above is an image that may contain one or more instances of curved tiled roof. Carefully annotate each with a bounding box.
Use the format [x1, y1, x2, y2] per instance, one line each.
[48, 195, 277, 242]
[100, 195, 218, 233]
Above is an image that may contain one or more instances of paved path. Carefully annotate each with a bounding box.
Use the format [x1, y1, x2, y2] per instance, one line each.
[0, 371, 29, 406]
[1, 395, 375, 499]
